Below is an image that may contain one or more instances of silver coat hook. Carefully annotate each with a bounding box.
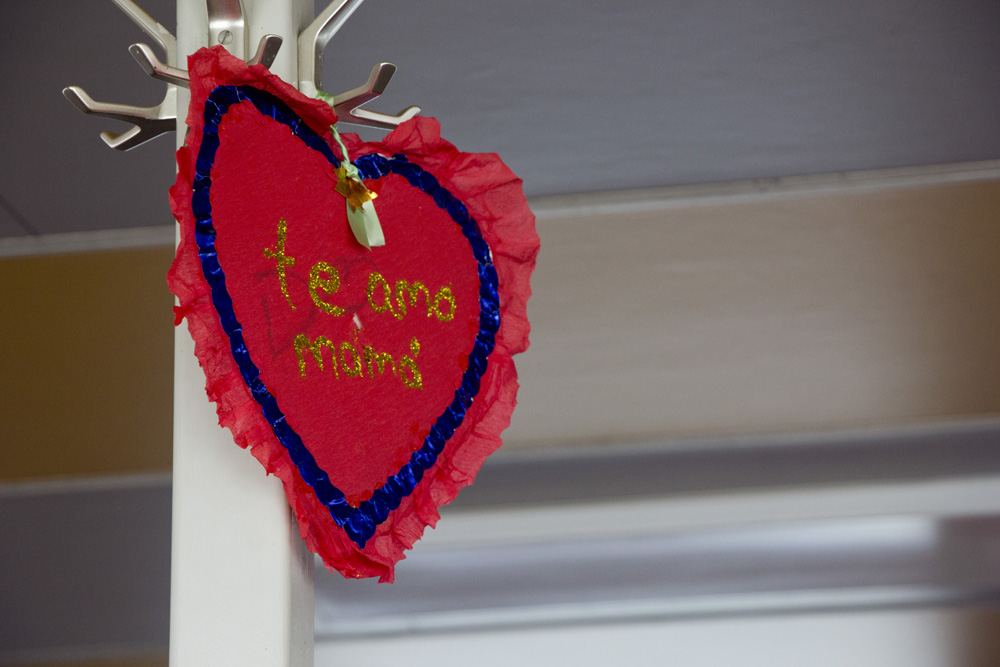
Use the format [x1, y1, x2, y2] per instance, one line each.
[129, 33, 283, 88]
[333, 63, 420, 130]
[299, 0, 420, 128]
[298, 0, 363, 98]
[113, 0, 177, 61]
[130, 43, 191, 88]
[62, 0, 178, 151]
[62, 86, 177, 151]
[248, 34, 283, 69]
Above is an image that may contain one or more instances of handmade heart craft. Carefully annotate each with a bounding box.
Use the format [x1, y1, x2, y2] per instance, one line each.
[168, 46, 538, 582]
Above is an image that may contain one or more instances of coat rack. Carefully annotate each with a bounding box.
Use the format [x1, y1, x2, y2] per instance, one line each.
[61, 1, 419, 664]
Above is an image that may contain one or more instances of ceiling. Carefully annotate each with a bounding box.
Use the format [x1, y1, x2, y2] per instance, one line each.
[2, 0, 1000, 239]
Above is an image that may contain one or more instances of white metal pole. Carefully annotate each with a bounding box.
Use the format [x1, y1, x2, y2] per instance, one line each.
[170, 1, 314, 665]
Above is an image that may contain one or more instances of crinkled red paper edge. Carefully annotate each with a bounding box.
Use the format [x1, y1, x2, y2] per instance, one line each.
[167, 47, 538, 582]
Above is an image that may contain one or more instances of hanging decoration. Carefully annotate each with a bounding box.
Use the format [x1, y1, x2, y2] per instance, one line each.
[168, 46, 538, 582]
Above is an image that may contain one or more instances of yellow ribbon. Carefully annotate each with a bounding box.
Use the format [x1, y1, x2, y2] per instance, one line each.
[335, 165, 378, 212]
[316, 91, 385, 249]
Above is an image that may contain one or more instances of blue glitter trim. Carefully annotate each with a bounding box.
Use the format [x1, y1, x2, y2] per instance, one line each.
[191, 85, 499, 548]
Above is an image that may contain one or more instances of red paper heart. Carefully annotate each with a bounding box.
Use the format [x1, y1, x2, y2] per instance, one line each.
[168, 47, 538, 581]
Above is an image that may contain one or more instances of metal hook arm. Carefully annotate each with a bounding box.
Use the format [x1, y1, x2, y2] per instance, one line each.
[299, 1, 422, 129]
[129, 32, 282, 87]
[247, 34, 283, 68]
[332, 63, 421, 129]
[111, 0, 177, 62]
[130, 43, 191, 87]
[298, 0, 364, 97]
[333, 62, 395, 113]
[342, 105, 421, 130]
[62, 86, 176, 150]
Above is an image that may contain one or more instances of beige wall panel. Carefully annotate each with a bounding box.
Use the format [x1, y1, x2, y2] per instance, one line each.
[505, 180, 1000, 448]
[2, 180, 997, 479]
[0, 248, 174, 480]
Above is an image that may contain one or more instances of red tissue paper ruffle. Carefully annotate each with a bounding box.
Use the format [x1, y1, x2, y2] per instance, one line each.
[167, 46, 538, 582]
